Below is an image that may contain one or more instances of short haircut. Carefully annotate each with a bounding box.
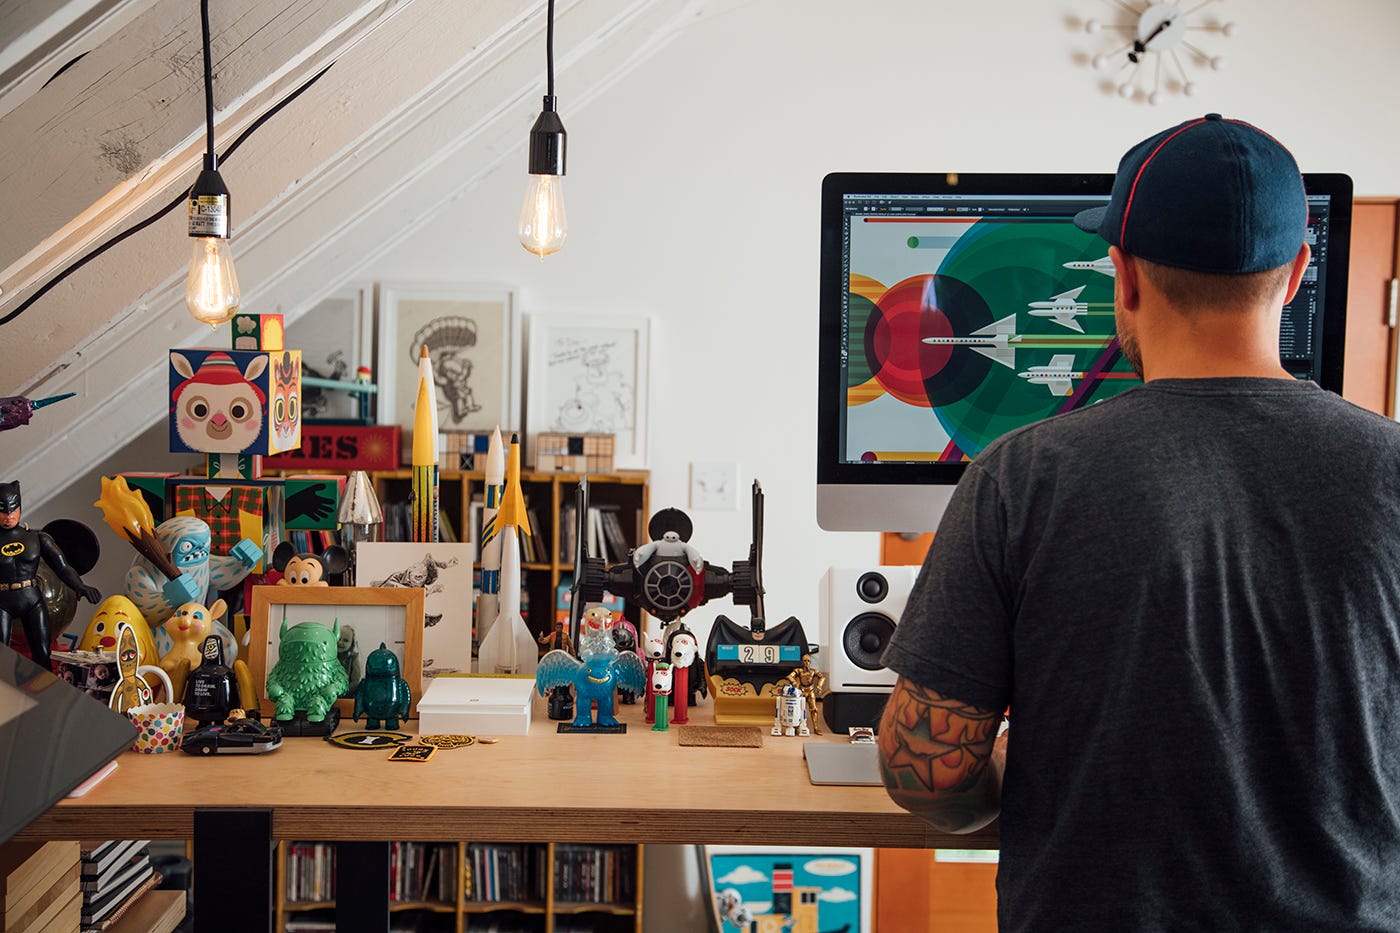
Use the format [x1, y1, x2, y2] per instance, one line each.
[1138, 257, 1294, 314]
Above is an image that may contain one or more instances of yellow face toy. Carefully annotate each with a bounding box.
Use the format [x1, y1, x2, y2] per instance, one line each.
[80, 595, 158, 664]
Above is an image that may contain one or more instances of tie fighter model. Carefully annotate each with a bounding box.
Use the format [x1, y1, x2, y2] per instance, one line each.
[564, 478, 767, 645]
[564, 479, 811, 726]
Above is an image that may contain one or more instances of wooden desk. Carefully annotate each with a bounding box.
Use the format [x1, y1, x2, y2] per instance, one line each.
[18, 700, 997, 930]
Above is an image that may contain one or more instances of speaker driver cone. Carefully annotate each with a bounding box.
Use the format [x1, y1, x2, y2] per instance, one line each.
[842, 612, 896, 671]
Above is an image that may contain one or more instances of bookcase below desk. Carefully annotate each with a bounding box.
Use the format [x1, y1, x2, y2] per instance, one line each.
[274, 840, 643, 933]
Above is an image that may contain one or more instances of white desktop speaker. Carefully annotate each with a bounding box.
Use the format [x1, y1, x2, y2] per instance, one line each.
[819, 566, 919, 692]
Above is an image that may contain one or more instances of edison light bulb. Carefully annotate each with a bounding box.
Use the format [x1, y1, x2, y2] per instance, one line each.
[185, 236, 240, 326]
[518, 173, 567, 258]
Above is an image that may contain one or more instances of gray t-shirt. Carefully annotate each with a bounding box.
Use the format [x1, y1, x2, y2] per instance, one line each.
[883, 378, 1400, 932]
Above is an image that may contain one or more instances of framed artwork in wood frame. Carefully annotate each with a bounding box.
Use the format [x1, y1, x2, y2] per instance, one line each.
[248, 585, 424, 720]
[525, 314, 650, 469]
[376, 283, 522, 436]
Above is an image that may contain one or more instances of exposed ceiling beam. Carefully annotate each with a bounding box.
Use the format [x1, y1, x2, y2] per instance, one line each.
[0, 0, 158, 122]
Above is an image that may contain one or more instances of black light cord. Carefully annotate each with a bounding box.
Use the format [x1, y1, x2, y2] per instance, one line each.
[201, 0, 216, 169]
[0, 57, 333, 329]
[546, 0, 555, 99]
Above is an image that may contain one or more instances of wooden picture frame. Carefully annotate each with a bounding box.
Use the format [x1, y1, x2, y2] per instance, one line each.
[248, 586, 424, 721]
[525, 313, 650, 469]
[376, 282, 522, 435]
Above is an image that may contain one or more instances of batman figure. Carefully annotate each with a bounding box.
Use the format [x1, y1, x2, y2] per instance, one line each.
[0, 482, 100, 671]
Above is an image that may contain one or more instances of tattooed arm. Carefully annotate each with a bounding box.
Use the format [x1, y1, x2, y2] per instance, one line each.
[877, 676, 1006, 834]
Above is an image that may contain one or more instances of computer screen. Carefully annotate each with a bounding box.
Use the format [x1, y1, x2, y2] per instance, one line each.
[816, 172, 1353, 532]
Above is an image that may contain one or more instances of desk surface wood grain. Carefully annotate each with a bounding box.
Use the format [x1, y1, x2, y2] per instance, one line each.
[18, 695, 998, 850]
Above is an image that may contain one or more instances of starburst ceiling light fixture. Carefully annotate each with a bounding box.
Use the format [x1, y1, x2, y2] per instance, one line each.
[185, 0, 240, 325]
[518, 0, 568, 259]
[1086, 0, 1236, 104]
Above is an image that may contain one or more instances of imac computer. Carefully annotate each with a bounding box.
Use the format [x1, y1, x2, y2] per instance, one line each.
[816, 171, 1354, 532]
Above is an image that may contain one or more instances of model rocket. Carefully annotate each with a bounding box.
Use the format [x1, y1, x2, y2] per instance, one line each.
[1, 393, 76, 431]
[411, 345, 440, 543]
[475, 426, 505, 649]
[476, 433, 537, 676]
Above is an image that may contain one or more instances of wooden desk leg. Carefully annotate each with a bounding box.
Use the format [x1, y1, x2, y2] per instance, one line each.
[194, 809, 273, 932]
[336, 841, 390, 933]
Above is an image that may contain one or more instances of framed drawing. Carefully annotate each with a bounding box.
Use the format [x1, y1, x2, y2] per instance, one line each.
[704, 845, 874, 932]
[354, 541, 476, 679]
[286, 284, 376, 422]
[248, 586, 424, 720]
[525, 314, 650, 469]
[376, 283, 522, 435]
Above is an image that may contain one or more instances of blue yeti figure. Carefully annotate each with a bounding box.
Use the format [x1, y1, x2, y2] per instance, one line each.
[353, 642, 411, 730]
[128, 515, 261, 660]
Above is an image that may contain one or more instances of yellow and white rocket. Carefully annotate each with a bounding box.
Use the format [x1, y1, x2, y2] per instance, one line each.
[476, 433, 537, 676]
[411, 345, 440, 543]
[475, 426, 505, 648]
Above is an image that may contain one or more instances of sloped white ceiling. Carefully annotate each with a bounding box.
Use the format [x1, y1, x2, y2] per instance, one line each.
[0, 0, 713, 510]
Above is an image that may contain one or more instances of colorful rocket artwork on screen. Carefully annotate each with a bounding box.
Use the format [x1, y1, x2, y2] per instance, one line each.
[844, 217, 1141, 463]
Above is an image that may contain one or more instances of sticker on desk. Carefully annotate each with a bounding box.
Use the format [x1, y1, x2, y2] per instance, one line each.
[419, 734, 475, 749]
[326, 731, 413, 750]
[388, 744, 436, 762]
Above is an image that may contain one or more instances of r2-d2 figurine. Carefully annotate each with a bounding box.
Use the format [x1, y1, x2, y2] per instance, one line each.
[772, 682, 810, 737]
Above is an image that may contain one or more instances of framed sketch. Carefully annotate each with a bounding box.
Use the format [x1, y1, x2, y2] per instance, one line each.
[286, 284, 376, 422]
[248, 586, 424, 720]
[354, 541, 476, 680]
[376, 283, 522, 435]
[704, 846, 874, 933]
[525, 314, 650, 468]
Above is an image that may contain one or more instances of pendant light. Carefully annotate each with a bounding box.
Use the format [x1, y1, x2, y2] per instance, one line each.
[518, 0, 567, 258]
[185, 0, 240, 326]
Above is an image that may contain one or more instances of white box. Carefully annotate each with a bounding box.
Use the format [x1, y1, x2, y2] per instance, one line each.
[417, 675, 537, 736]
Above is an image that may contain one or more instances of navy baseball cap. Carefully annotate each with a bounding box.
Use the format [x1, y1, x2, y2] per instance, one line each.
[1073, 113, 1307, 274]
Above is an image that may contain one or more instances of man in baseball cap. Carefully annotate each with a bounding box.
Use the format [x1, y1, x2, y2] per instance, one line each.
[879, 115, 1400, 931]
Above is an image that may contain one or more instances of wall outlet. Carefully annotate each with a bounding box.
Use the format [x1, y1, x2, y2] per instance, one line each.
[690, 461, 740, 511]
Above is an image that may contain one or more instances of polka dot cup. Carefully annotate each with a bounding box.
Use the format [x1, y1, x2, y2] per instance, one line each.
[129, 703, 185, 754]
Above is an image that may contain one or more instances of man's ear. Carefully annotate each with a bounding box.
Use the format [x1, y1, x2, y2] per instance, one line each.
[1110, 246, 1140, 311]
[1282, 242, 1312, 306]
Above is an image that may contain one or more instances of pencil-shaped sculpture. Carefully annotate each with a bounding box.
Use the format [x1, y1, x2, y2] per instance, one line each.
[411, 345, 440, 543]
[476, 426, 505, 647]
[477, 434, 537, 676]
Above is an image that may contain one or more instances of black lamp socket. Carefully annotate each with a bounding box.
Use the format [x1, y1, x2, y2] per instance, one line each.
[188, 158, 232, 239]
[527, 96, 567, 177]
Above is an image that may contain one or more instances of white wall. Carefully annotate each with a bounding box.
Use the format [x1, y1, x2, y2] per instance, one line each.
[359, 0, 1400, 651]
[23, 0, 1400, 648]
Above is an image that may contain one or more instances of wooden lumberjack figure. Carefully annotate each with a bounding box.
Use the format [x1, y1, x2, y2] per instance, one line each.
[0, 482, 101, 671]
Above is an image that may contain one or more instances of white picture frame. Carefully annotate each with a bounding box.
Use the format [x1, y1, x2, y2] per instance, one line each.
[286, 283, 375, 422]
[704, 845, 874, 933]
[376, 283, 522, 435]
[353, 541, 476, 680]
[525, 314, 651, 469]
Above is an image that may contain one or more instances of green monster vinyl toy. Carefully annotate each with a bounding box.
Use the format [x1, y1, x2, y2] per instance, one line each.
[352, 642, 411, 730]
[265, 619, 349, 722]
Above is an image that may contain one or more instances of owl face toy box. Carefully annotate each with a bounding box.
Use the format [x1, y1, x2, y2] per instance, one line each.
[169, 348, 303, 455]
